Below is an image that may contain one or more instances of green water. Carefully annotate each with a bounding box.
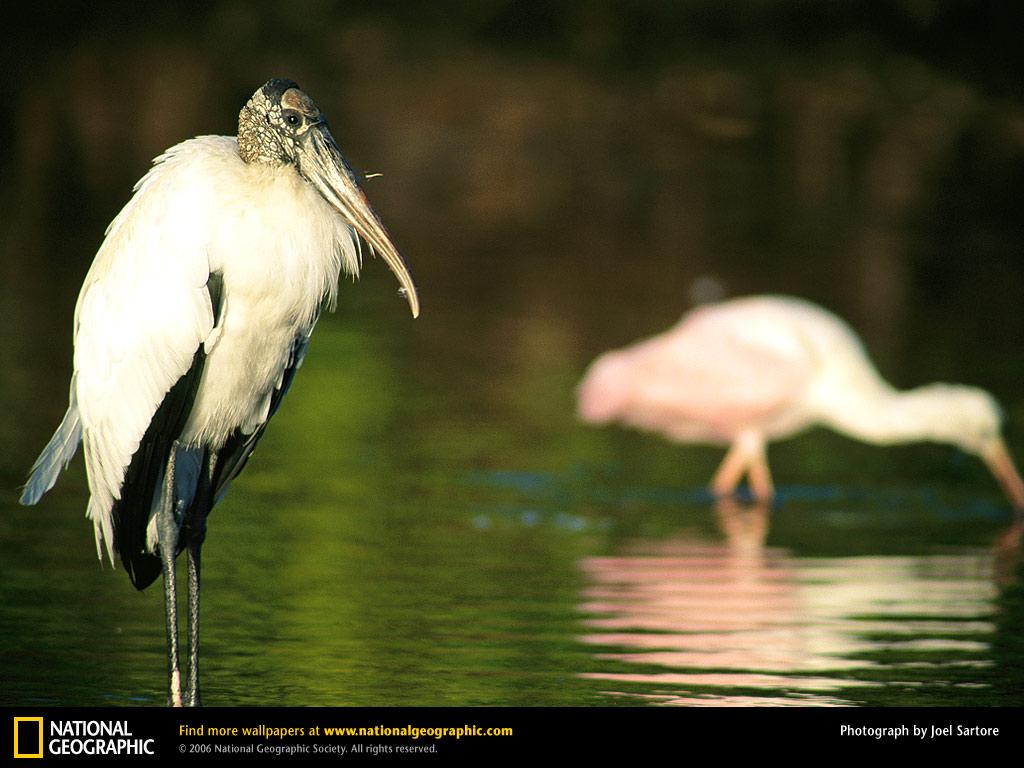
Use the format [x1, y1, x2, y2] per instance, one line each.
[2, 3, 1024, 708]
[2, 312, 1022, 707]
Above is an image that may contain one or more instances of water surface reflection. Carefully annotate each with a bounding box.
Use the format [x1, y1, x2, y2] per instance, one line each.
[579, 500, 1012, 706]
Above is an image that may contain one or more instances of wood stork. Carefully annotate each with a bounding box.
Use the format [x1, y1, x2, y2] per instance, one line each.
[20, 78, 419, 706]
[577, 295, 1024, 511]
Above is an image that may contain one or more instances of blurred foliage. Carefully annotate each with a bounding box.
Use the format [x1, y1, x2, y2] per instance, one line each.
[3, 2, 1022, 90]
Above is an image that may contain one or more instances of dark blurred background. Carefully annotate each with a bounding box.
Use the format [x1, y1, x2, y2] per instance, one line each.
[2, 1, 1024, 706]
[3, 1, 1023, 475]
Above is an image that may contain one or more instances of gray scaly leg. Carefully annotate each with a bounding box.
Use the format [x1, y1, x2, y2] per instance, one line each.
[156, 446, 183, 707]
[184, 538, 202, 706]
[184, 449, 216, 707]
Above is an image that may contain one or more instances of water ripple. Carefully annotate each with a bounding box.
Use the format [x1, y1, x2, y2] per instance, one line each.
[578, 502, 1000, 706]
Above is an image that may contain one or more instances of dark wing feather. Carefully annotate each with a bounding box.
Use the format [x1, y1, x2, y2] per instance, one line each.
[116, 273, 223, 590]
[114, 347, 207, 589]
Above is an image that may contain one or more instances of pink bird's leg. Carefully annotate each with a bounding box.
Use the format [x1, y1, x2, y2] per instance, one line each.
[746, 439, 774, 501]
[711, 433, 774, 502]
[711, 441, 748, 497]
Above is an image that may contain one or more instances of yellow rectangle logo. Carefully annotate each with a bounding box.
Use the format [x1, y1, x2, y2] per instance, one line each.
[13, 717, 44, 759]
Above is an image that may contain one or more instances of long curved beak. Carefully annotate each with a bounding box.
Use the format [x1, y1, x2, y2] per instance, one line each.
[982, 438, 1024, 516]
[299, 122, 420, 318]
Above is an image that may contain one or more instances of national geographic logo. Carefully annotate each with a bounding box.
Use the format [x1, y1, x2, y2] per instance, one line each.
[13, 718, 43, 759]
[13, 717, 156, 759]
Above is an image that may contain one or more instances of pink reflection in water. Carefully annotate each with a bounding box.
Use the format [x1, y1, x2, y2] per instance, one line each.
[579, 500, 998, 705]
[596, 691, 850, 707]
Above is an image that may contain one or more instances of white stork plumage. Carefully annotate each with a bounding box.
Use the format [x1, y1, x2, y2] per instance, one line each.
[20, 78, 419, 706]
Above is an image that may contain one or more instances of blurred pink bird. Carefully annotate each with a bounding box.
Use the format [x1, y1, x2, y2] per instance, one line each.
[577, 295, 1024, 510]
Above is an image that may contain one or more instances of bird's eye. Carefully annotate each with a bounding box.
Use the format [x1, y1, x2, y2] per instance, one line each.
[284, 111, 301, 127]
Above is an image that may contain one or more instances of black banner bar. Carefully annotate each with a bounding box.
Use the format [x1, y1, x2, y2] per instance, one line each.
[3, 706, 1020, 763]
